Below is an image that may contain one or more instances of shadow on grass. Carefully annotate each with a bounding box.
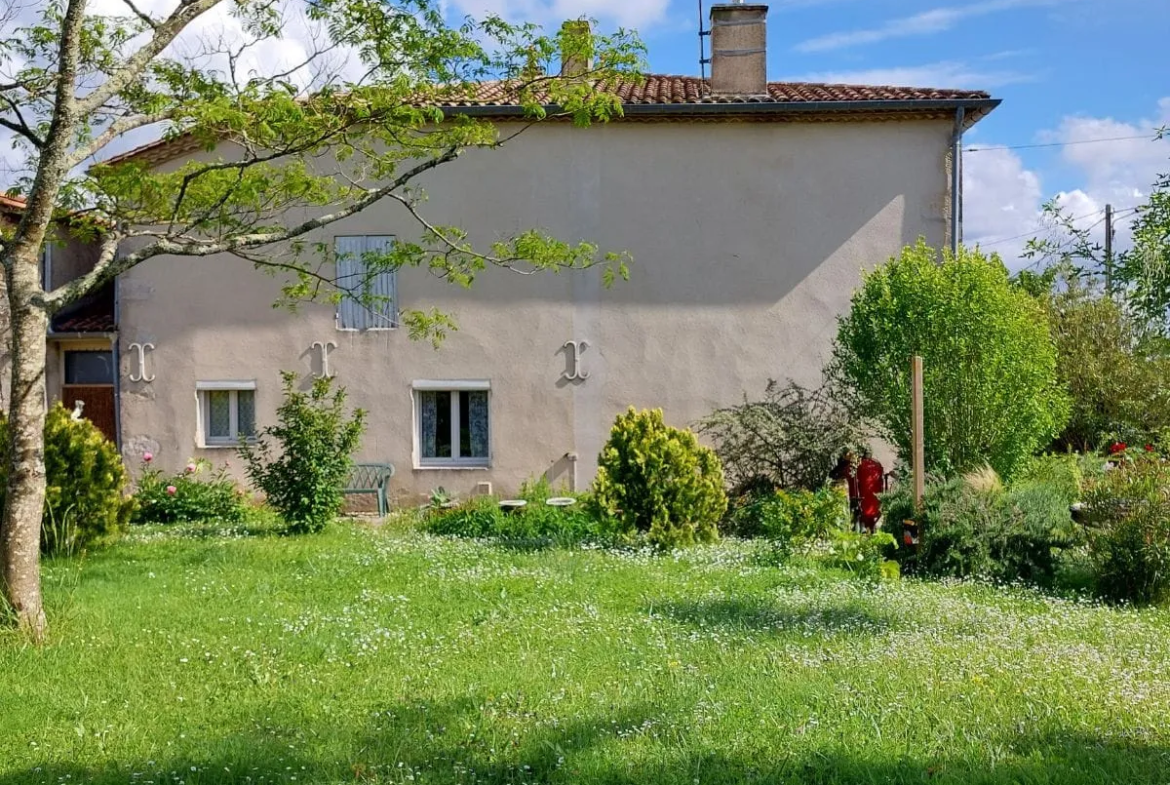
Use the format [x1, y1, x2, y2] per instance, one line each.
[650, 596, 895, 636]
[4, 706, 1169, 785]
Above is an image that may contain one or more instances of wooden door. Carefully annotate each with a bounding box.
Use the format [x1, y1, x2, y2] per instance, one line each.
[61, 349, 117, 445]
[61, 385, 117, 443]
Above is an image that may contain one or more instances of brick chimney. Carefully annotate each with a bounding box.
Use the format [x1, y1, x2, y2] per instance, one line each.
[560, 20, 593, 78]
[709, 4, 768, 96]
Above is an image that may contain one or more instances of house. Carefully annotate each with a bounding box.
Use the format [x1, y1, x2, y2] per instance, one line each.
[19, 4, 999, 501]
[0, 195, 119, 443]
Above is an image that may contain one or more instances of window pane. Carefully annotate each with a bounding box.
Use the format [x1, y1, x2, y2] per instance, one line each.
[433, 391, 452, 458]
[236, 390, 256, 437]
[207, 391, 231, 439]
[420, 391, 438, 458]
[65, 351, 114, 385]
[466, 391, 489, 458]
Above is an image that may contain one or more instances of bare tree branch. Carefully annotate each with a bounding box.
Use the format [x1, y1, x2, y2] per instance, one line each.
[119, 0, 159, 29]
[46, 146, 462, 307]
[75, 0, 223, 117]
[68, 110, 175, 167]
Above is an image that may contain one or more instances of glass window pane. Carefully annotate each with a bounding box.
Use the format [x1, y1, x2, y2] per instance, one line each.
[207, 391, 231, 439]
[420, 391, 438, 458]
[433, 391, 452, 458]
[65, 351, 114, 385]
[466, 391, 489, 458]
[236, 390, 256, 437]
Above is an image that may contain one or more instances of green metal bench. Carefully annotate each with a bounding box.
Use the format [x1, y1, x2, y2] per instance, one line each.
[343, 463, 395, 516]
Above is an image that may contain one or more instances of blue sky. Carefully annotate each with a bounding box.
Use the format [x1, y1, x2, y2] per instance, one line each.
[449, 0, 1170, 264]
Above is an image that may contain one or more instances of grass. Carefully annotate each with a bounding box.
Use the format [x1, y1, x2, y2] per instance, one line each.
[3, 522, 1170, 784]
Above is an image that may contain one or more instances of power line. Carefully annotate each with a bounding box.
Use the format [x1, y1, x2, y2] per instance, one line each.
[979, 205, 1141, 250]
[965, 133, 1163, 153]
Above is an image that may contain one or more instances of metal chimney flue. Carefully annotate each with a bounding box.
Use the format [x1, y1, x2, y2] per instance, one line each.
[708, 3, 768, 96]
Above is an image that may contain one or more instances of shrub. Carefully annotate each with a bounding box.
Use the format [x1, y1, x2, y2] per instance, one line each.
[1033, 275, 1170, 452]
[239, 372, 366, 534]
[1015, 454, 1084, 505]
[883, 479, 1076, 585]
[592, 408, 726, 549]
[727, 485, 848, 551]
[696, 380, 865, 492]
[133, 458, 251, 524]
[832, 240, 1069, 481]
[1081, 453, 1170, 605]
[820, 530, 900, 581]
[421, 495, 602, 546]
[0, 404, 134, 555]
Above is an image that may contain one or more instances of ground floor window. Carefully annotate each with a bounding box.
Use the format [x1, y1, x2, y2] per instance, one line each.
[415, 382, 490, 467]
[197, 382, 256, 446]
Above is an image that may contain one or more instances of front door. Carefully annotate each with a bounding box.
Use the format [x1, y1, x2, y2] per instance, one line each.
[62, 349, 117, 444]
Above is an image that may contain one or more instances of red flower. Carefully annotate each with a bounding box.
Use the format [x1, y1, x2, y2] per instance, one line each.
[1110, 442, 1128, 455]
[1146, 444, 1156, 452]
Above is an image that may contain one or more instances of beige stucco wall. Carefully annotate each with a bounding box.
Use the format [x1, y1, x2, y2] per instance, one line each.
[117, 118, 953, 502]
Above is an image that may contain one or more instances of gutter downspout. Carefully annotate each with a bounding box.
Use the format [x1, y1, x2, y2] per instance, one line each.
[113, 272, 122, 452]
[951, 106, 965, 256]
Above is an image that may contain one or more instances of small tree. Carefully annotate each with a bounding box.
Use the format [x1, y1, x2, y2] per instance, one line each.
[593, 407, 726, 549]
[832, 240, 1069, 480]
[239, 373, 365, 534]
[696, 379, 865, 492]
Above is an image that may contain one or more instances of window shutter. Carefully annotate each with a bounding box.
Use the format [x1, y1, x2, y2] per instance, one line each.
[335, 236, 368, 330]
[366, 235, 398, 328]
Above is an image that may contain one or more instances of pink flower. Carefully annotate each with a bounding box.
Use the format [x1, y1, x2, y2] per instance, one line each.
[143, 452, 153, 463]
[185, 463, 196, 474]
[166, 485, 177, 496]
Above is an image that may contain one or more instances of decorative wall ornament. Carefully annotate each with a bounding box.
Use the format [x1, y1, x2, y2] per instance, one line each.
[127, 342, 155, 382]
[311, 340, 338, 379]
[562, 340, 590, 382]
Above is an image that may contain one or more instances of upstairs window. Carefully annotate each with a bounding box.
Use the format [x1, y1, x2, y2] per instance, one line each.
[335, 235, 397, 331]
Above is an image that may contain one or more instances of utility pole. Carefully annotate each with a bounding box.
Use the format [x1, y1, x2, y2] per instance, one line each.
[1105, 203, 1114, 295]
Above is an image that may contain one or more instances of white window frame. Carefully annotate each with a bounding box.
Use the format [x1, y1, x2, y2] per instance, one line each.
[335, 235, 398, 332]
[412, 380, 491, 469]
[196, 380, 257, 447]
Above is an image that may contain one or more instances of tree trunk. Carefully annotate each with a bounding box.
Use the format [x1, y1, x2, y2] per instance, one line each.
[1, 244, 48, 642]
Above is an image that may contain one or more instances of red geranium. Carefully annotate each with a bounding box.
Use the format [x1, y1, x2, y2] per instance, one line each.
[1109, 442, 1128, 455]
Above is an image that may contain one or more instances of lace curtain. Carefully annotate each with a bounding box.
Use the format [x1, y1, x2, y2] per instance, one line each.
[467, 391, 489, 458]
[420, 391, 438, 458]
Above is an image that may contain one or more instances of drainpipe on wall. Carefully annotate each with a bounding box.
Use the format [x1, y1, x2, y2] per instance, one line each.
[951, 106, 965, 256]
[112, 272, 122, 452]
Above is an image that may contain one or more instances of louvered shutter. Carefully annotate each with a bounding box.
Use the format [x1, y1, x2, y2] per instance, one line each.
[335, 235, 367, 330]
[365, 235, 398, 328]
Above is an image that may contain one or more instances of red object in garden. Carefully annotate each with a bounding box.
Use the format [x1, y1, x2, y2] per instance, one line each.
[847, 457, 885, 533]
[1110, 442, 1128, 455]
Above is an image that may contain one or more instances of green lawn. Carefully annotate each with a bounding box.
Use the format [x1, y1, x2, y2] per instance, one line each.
[3, 523, 1170, 785]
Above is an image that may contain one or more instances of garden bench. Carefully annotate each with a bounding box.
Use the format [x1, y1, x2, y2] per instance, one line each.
[343, 463, 395, 516]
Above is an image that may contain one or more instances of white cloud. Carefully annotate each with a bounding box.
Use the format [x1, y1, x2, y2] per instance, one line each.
[963, 147, 1042, 263]
[795, 0, 1057, 53]
[965, 100, 1170, 269]
[789, 60, 1033, 89]
[444, 0, 669, 28]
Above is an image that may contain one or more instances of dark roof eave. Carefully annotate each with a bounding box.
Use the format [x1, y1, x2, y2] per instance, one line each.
[445, 97, 1001, 127]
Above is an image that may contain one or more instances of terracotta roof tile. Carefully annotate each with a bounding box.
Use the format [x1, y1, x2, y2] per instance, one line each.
[439, 75, 991, 107]
[105, 74, 996, 167]
[51, 284, 116, 333]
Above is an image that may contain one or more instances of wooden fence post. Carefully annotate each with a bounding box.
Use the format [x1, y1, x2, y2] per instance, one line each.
[911, 355, 925, 508]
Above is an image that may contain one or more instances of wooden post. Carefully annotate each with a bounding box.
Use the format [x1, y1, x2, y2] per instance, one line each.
[911, 355, 925, 507]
